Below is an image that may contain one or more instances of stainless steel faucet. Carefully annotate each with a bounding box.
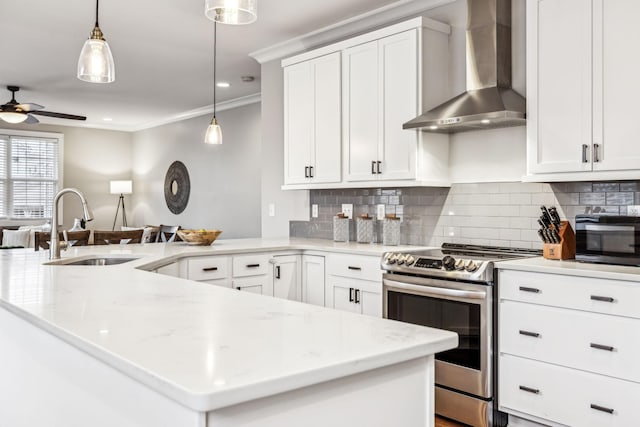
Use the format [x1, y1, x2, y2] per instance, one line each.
[50, 188, 94, 259]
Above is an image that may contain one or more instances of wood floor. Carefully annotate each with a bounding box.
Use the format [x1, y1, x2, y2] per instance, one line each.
[435, 415, 468, 427]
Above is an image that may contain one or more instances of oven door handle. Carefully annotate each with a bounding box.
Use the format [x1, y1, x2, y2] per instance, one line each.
[384, 279, 487, 300]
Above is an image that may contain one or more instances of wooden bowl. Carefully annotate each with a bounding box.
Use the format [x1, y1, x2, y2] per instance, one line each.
[176, 229, 222, 246]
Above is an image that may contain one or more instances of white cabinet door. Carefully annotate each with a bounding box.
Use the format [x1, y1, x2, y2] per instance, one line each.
[343, 40, 380, 182]
[233, 276, 268, 295]
[379, 29, 418, 181]
[302, 255, 325, 306]
[272, 255, 301, 301]
[332, 284, 361, 314]
[360, 289, 382, 317]
[284, 60, 313, 184]
[593, 0, 640, 171]
[312, 53, 342, 183]
[527, 0, 592, 174]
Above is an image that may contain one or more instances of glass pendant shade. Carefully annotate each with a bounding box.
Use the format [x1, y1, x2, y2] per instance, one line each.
[204, 117, 223, 144]
[77, 36, 115, 83]
[204, 0, 257, 25]
[0, 112, 28, 124]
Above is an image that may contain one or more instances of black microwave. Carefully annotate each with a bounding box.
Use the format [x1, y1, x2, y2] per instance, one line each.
[575, 215, 640, 266]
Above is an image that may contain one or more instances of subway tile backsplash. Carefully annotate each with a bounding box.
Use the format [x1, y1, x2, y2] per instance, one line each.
[289, 181, 640, 249]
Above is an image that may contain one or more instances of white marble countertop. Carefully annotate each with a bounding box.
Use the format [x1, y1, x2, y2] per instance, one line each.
[0, 238, 455, 412]
[497, 256, 640, 282]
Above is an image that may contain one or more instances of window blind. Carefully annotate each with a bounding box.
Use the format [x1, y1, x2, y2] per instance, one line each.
[0, 136, 7, 218]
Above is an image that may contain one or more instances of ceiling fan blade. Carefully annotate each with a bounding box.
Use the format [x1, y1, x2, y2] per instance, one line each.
[24, 114, 39, 124]
[16, 103, 44, 112]
[30, 110, 86, 121]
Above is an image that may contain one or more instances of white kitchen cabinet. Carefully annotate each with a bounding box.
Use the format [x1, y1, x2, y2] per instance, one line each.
[302, 254, 325, 306]
[326, 253, 382, 317]
[272, 254, 301, 301]
[527, 0, 640, 179]
[498, 268, 640, 426]
[283, 52, 341, 185]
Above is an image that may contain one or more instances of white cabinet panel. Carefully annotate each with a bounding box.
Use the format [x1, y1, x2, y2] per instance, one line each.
[232, 254, 271, 277]
[272, 255, 301, 301]
[302, 255, 325, 306]
[283, 61, 313, 184]
[187, 256, 230, 281]
[233, 276, 270, 295]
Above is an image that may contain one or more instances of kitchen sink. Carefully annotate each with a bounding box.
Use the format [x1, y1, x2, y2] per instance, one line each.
[45, 256, 140, 266]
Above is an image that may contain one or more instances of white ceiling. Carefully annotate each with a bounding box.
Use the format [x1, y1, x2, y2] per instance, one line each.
[0, 0, 428, 131]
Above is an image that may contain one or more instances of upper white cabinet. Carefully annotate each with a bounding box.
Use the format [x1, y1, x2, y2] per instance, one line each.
[527, 0, 640, 180]
[283, 53, 341, 185]
[282, 17, 451, 189]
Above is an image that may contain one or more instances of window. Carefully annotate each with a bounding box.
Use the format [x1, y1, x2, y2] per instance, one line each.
[0, 132, 62, 220]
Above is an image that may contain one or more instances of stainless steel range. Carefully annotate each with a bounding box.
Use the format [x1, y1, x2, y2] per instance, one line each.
[381, 243, 540, 427]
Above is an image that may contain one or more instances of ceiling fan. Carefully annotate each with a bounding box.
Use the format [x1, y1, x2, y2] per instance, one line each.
[0, 86, 86, 124]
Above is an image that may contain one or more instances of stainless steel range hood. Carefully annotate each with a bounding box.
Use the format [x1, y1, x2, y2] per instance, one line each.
[403, 0, 525, 133]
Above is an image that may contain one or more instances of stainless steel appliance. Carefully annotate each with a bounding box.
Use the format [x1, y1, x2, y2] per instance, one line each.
[576, 214, 640, 266]
[381, 244, 540, 427]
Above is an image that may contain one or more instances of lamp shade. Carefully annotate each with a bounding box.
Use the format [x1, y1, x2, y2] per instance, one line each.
[204, 118, 223, 145]
[77, 38, 115, 83]
[0, 112, 28, 124]
[110, 180, 132, 195]
[204, 0, 257, 25]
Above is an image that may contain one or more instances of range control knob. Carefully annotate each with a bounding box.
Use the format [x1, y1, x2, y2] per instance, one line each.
[454, 258, 466, 270]
[396, 254, 406, 265]
[465, 260, 480, 272]
[384, 253, 397, 264]
[405, 255, 416, 266]
[442, 256, 456, 271]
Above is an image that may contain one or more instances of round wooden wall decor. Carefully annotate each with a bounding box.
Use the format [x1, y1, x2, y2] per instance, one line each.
[164, 161, 190, 214]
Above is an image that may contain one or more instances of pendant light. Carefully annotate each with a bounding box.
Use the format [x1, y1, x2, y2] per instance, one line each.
[77, 0, 115, 83]
[204, 0, 257, 25]
[204, 22, 223, 145]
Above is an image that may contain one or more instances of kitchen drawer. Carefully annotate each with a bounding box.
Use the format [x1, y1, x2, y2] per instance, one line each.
[500, 300, 640, 383]
[499, 269, 640, 319]
[232, 254, 271, 278]
[500, 354, 640, 427]
[326, 254, 381, 282]
[187, 256, 230, 281]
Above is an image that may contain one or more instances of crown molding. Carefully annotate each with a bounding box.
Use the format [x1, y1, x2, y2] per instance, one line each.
[249, 0, 455, 64]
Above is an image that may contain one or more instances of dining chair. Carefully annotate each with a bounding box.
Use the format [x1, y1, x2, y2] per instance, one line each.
[155, 225, 180, 243]
[93, 229, 144, 245]
[34, 231, 91, 251]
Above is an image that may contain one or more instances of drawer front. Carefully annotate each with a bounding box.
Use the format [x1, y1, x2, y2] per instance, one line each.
[500, 300, 640, 382]
[326, 254, 381, 282]
[499, 269, 640, 319]
[232, 254, 271, 277]
[188, 256, 230, 281]
[500, 354, 640, 427]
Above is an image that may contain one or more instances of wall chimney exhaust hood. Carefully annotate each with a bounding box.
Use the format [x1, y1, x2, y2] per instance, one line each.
[403, 0, 525, 133]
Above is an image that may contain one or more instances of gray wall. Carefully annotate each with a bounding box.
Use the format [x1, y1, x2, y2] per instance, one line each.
[130, 102, 262, 239]
[0, 123, 132, 230]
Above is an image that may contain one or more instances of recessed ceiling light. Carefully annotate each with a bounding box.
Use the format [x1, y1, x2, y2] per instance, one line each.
[481, 119, 491, 124]
[429, 125, 438, 130]
[103, 117, 113, 122]
[216, 82, 230, 88]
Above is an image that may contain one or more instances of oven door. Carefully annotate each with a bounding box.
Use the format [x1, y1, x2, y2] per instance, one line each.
[383, 273, 491, 399]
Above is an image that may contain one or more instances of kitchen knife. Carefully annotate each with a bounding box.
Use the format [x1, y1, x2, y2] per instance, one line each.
[537, 229, 547, 243]
[550, 227, 561, 244]
[540, 206, 554, 228]
[549, 206, 562, 227]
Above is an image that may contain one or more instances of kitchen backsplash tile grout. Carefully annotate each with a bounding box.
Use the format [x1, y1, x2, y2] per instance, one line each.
[289, 181, 640, 249]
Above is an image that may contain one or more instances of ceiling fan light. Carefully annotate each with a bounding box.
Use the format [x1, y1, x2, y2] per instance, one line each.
[77, 35, 115, 83]
[204, 0, 257, 25]
[0, 112, 28, 124]
[204, 117, 223, 145]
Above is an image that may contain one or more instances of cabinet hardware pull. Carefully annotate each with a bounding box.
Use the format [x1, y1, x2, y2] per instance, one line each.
[519, 386, 540, 394]
[347, 266, 361, 271]
[236, 287, 241, 291]
[275, 266, 281, 279]
[590, 343, 615, 352]
[304, 166, 309, 178]
[309, 166, 314, 178]
[582, 144, 589, 163]
[355, 289, 361, 304]
[590, 404, 614, 414]
[246, 264, 260, 268]
[377, 161, 382, 174]
[202, 267, 218, 272]
[519, 286, 540, 293]
[371, 161, 376, 175]
[519, 330, 540, 338]
[593, 143, 600, 163]
[349, 287, 355, 302]
[591, 295, 614, 303]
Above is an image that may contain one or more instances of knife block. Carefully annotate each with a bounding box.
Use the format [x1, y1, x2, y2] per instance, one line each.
[543, 221, 576, 260]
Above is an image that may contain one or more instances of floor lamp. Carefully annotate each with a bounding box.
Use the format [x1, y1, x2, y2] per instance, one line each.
[110, 180, 132, 231]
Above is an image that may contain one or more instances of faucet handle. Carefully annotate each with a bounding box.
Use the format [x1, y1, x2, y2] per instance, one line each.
[61, 230, 69, 251]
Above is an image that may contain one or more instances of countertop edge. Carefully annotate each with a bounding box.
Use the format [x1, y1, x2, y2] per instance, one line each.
[496, 257, 640, 282]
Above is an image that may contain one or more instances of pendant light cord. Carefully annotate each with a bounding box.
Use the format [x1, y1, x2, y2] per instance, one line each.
[95, 0, 100, 27]
[213, 22, 217, 118]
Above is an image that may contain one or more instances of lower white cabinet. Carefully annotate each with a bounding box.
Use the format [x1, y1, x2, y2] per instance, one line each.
[326, 253, 382, 317]
[155, 262, 181, 278]
[233, 276, 270, 295]
[498, 269, 640, 426]
[272, 255, 301, 301]
[302, 255, 325, 306]
[186, 256, 232, 289]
